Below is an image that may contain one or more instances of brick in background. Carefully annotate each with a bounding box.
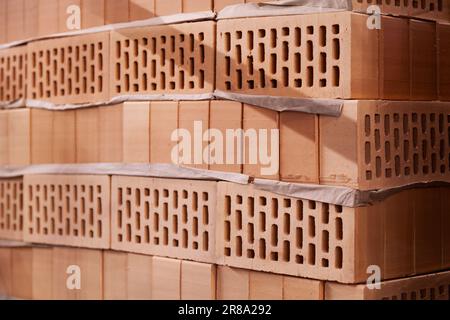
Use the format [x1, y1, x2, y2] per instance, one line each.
[214, 0, 244, 12]
[149, 101, 178, 164]
[27, 32, 110, 104]
[8, 109, 30, 166]
[217, 182, 450, 283]
[129, 0, 155, 21]
[76, 108, 100, 163]
[123, 102, 151, 163]
[52, 247, 103, 300]
[32, 247, 53, 300]
[0, 178, 24, 241]
[280, 112, 319, 184]
[0, 46, 28, 102]
[31, 109, 53, 164]
[0, 0, 6, 44]
[243, 105, 279, 180]
[11, 247, 33, 299]
[38, 0, 59, 37]
[438, 23, 450, 101]
[216, 266, 324, 300]
[209, 101, 243, 174]
[410, 20, 438, 100]
[380, 16, 410, 100]
[152, 256, 181, 300]
[105, 0, 129, 24]
[24, 175, 111, 249]
[81, 0, 105, 28]
[0, 111, 8, 165]
[326, 270, 450, 300]
[103, 251, 153, 300]
[24, 0, 39, 39]
[183, 0, 213, 12]
[6, 0, 24, 43]
[178, 101, 210, 169]
[99, 105, 123, 163]
[216, 12, 379, 99]
[110, 21, 215, 97]
[320, 100, 450, 190]
[0, 248, 12, 297]
[53, 111, 76, 164]
[181, 261, 216, 300]
[111, 176, 217, 263]
[155, 0, 182, 16]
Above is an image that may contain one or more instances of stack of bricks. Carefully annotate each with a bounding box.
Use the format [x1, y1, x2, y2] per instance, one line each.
[1, 0, 450, 301]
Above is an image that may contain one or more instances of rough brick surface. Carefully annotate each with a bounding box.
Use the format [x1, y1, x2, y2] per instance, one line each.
[99, 104, 123, 163]
[6, 0, 24, 42]
[24, 175, 111, 249]
[326, 270, 450, 300]
[24, 0, 39, 39]
[0, 46, 28, 102]
[27, 32, 110, 104]
[0, 178, 24, 241]
[152, 256, 181, 300]
[32, 247, 53, 300]
[150, 101, 178, 164]
[11, 247, 33, 299]
[129, 0, 155, 20]
[0, 248, 12, 297]
[81, 0, 105, 28]
[320, 100, 450, 190]
[217, 12, 379, 99]
[123, 102, 151, 163]
[76, 108, 100, 163]
[53, 110, 76, 164]
[217, 182, 450, 283]
[110, 21, 215, 96]
[31, 109, 53, 164]
[8, 109, 30, 166]
[111, 176, 217, 263]
[181, 261, 216, 300]
[105, 0, 129, 24]
[38, 0, 59, 37]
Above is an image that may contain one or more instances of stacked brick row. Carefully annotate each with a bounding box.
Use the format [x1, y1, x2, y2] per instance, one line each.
[1, 0, 450, 300]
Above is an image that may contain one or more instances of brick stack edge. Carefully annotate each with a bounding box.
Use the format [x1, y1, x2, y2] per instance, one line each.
[0, 0, 450, 301]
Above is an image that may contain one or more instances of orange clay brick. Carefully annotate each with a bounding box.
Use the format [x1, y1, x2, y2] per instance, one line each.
[103, 251, 127, 300]
[110, 21, 215, 97]
[214, 0, 244, 12]
[0, 0, 6, 44]
[81, 0, 105, 28]
[8, 108, 31, 166]
[438, 23, 450, 100]
[76, 108, 100, 163]
[32, 247, 53, 300]
[326, 270, 450, 300]
[209, 101, 243, 174]
[320, 100, 450, 190]
[0, 111, 8, 165]
[0, 178, 24, 241]
[31, 109, 53, 165]
[24, 0, 39, 39]
[6, 0, 25, 43]
[24, 175, 111, 249]
[129, 0, 155, 21]
[111, 176, 217, 263]
[99, 105, 123, 163]
[183, 0, 213, 13]
[154, 0, 182, 16]
[217, 182, 450, 283]
[152, 256, 181, 300]
[52, 247, 103, 300]
[280, 112, 319, 184]
[53, 111, 76, 164]
[11, 247, 33, 299]
[216, 266, 324, 300]
[181, 261, 216, 300]
[0, 248, 12, 297]
[105, 0, 129, 24]
[149, 101, 178, 164]
[216, 12, 379, 99]
[123, 102, 151, 163]
[27, 32, 110, 104]
[38, 0, 59, 37]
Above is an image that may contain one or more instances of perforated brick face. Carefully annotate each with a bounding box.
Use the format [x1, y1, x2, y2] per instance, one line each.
[217, 182, 352, 282]
[359, 102, 450, 190]
[0, 46, 27, 102]
[24, 175, 110, 249]
[0, 179, 24, 241]
[27, 32, 110, 104]
[111, 176, 217, 263]
[110, 21, 215, 96]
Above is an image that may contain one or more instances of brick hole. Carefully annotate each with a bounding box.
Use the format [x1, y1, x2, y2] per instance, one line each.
[308, 216, 316, 238]
[145, 226, 150, 243]
[225, 196, 231, 216]
[182, 205, 188, 224]
[422, 140, 428, 161]
[375, 129, 381, 150]
[224, 247, 231, 256]
[395, 156, 401, 176]
[270, 53, 277, 74]
[236, 44, 242, 64]
[248, 223, 255, 244]
[202, 233, 209, 251]
[271, 198, 279, 218]
[308, 244, 316, 265]
[413, 154, 419, 174]
[322, 203, 330, 224]
[332, 24, 340, 34]
[283, 213, 290, 235]
[163, 227, 168, 245]
[336, 217, 343, 240]
[154, 213, 159, 232]
[385, 141, 391, 163]
[270, 224, 278, 247]
[322, 230, 330, 253]
[335, 247, 343, 269]
[365, 142, 371, 165]
[236, 236, 243, 257]
[259, 212, 266, 232]
[236, 70, 243, 89]
[247, 31, 254, 50]
[439, 114, 444, 133]
[307, 66, 313, 87]
[116, 188, 122, 206]
[394, 128, 400, 149]
[296, 255, 304, 264]
[259, 239, 266, 259]
[420, 289, 427, 299]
